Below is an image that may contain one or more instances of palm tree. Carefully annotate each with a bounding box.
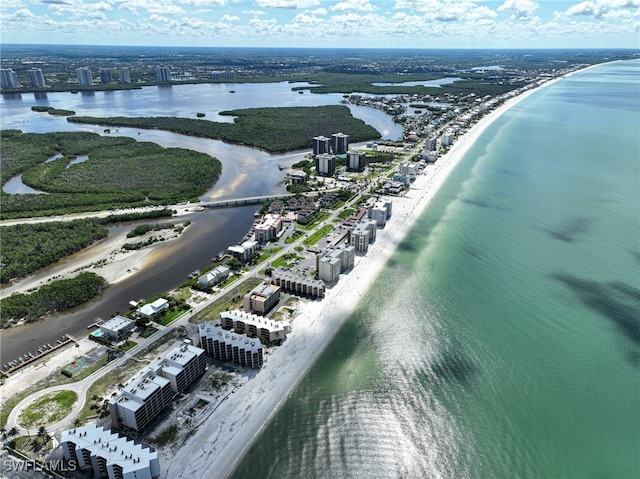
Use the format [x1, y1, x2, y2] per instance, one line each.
[0, 427, 6, 441]
[7, 427, 19, 440]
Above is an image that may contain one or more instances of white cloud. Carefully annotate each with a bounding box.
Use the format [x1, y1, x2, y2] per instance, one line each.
[393, 0, 497, 22]
[242, 9, 265, 14]
[310, 7, 327, 14]
[331, 0, 376, 12]
[179, 0, 226, 6]
[220, 13, 239, 21]
[0, 0, 27, 10]
[498, 0, 539, 19]
[562, 0, 640, 18]
[255, 0, 319, 9]
[120, 0, 185, 15]
[292, 12, 319, 22]
[7, 7, 35, 19]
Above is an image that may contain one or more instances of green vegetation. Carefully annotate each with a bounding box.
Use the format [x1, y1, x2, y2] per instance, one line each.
[149, 424, 178, 447]
[286, 183, 312, 194]
[31, 105, 76, 117]
[190, 278, 263, 323]
[271, 253, 303, 268]
[18, 390, 77, 427]
[1, 210, 174, 284]
[1, 220, 108, 283]
[285, 230, 305, 244]
[1, 272, 108, 326]
[338, 208, 356, 219]
[1, 130, 221, 219]
[291, 159, 313, 175]
[303, 225, 334, 246]
[120, 341, 138, 351]
[298, 212, 330, 230]
[126, 223, 175, 238]
[67, 105, 381, 153]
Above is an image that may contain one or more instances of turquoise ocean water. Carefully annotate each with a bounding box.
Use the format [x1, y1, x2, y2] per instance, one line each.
[231, 61, 640, 479]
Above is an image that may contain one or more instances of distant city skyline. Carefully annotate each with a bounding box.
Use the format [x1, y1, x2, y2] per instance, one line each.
[1, 0, 638, 49]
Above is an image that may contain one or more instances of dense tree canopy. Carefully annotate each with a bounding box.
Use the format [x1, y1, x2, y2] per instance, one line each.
[67, 105, 381, 153]
[1, 272, 108, 325]
[1, 219, 108, 283]
[0, 130, 221, 219]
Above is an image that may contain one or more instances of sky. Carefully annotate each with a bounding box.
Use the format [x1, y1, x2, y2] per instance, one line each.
[1, 0, 639, 49]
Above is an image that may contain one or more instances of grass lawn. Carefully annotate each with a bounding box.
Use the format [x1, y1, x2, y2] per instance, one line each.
[190, 278, 263, 323]
[156, 309, 188, 326]
[140, 326, 160, 338]
[297, 212, 330, 230]
[303, 225, 335, 246]
[19, 390, 78, 427]
[120, 341, 138, 352]
[338, 208, 356, 219]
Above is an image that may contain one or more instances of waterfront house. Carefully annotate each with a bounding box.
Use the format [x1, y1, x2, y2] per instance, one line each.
[137, 298, 169, 319]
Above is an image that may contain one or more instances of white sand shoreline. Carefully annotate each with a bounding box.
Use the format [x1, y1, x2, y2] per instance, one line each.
[162, 74, 572, 478]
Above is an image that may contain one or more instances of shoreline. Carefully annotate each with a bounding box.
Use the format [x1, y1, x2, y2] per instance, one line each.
[162, 74, 569, 479]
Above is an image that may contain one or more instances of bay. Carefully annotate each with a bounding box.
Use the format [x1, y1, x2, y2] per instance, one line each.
[0, 81, 402, 362]
[230, 60, 640, 479]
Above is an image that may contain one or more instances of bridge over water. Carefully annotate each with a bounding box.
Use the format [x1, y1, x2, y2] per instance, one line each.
[202, 193, 296, 209]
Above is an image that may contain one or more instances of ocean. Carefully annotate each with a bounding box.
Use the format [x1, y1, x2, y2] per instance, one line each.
[230, 60, 640, 478]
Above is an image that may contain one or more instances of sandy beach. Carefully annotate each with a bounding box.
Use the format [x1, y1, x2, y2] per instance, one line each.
[0, 206, 198, 300]
[162, 78, 561, 479]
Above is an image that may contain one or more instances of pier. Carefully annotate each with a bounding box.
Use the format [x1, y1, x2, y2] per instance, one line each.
[1, 334, 76, 378]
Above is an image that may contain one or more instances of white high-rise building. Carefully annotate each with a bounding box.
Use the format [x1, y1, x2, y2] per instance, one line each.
[76, 67, 94, 86]
[118, 67, 131, 83]
[28, 68, 46, 87]
[0, 68, 19, 88]
[156, 66, 171, 82]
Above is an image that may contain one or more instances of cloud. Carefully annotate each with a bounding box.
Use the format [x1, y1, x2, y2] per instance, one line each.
[120, 0, 186, 15]
[562, 0, 640, 18]
[331, 0, 376, 12]
[255, 0, 319, 8]
[310, 7, 327, 14]
[179, 0, 226, 6]
[48, 0, 112, 18]
[220, 13, 239, 21]
[7, 7, 35, 18]
[0, 0, 27, 8]
[242, 9, 265, 14]
[394, 0, 497, 22]
[498, 0, 539, 19]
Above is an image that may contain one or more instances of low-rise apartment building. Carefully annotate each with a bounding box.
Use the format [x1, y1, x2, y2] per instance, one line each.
[61, 424, 160, 479]
[254, 214, 282, 243]
[270, 268, 326, 298]
[220, 309, 290, 342]
[244, 282, 281, 315]
[199, 324, 264, 368]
